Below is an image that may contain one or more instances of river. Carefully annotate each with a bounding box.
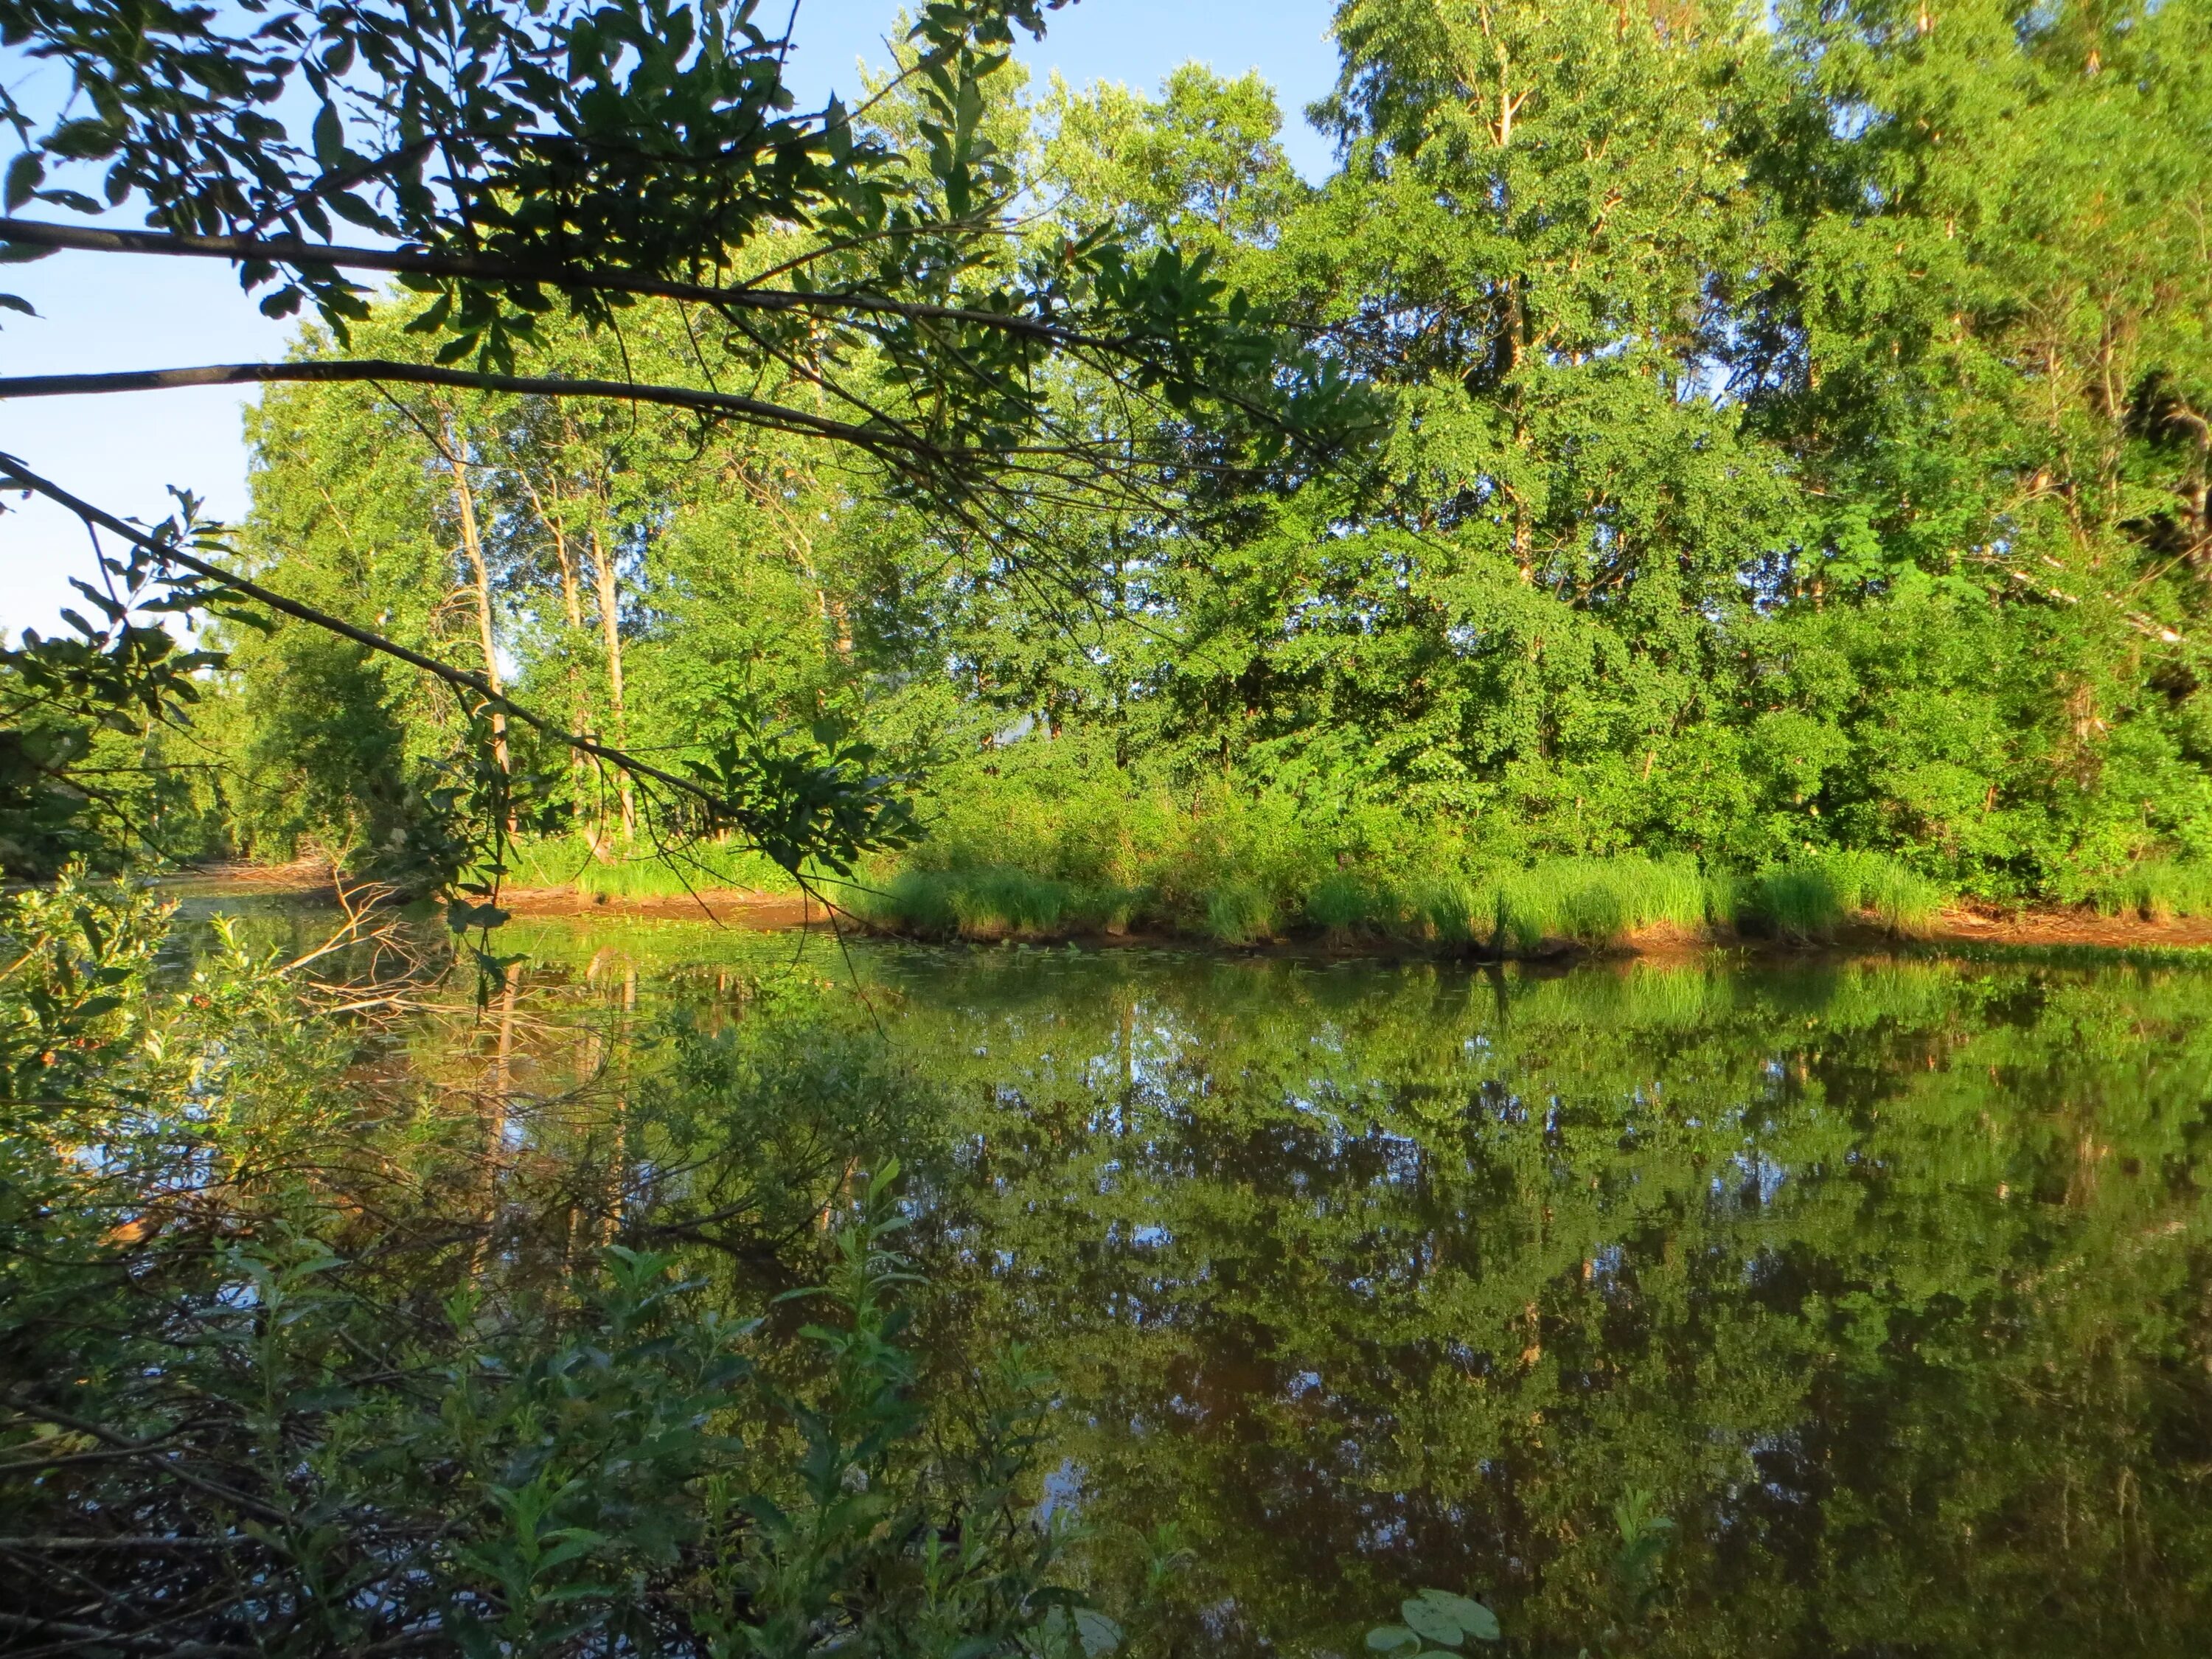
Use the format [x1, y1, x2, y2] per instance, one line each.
[193, 902, 2212, 1654]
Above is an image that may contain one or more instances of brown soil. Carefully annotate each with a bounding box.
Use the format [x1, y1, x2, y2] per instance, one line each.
[1615, 908, 2212, 957]
[161, 862, 818, 931]
[1920, 904, 2212, 950]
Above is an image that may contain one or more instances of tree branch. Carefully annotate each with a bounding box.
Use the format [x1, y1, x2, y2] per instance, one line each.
[0, 1610, 256, 1658]
[0, 456, 742, 825]
[0, 361, 947, 460]
[0, 216, 1121, 348]
[0, 1534, 241, 1549]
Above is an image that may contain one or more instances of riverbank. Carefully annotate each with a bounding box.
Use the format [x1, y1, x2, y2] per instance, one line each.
[161, 860, 2212, 956]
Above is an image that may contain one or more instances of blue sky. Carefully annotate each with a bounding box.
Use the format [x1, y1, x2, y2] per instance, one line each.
[0, 0, 1340, 634]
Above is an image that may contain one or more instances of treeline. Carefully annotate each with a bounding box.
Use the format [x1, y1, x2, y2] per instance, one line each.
[183, 0, 2212, 911]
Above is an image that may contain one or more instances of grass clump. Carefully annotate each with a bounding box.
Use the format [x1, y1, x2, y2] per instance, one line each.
[1203, 880, 1278, 945]
[1479, 856, 1714, 950]
[1408, 876, 1483, 945]
[2087, 859, 2212, 922]
[1748, 852, 1946, 940]
[854, 866, 1132, 941]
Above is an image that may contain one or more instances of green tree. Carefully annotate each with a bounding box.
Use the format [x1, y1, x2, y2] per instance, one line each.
[0, 0, 1330, 888]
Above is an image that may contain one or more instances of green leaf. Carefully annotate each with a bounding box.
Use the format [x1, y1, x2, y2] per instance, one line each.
[46, 117, 120, 160]
[1366, 1627, 1421, 1655]
[446, 900, 510, 933]
[1402, 1600, 1466, 1649]
[4, 151, 44, 212]
[312, 102, 346, 170]
[1412, 1592, 1501, 1646]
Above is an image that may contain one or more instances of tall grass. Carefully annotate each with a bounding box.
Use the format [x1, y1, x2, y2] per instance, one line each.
[1749, 851, 1947, 941]
[512, 805, 1958, 954]
[850, 836, 1955, 952]
[2087, 859, 2212, 922]
[503, 833, 794, 899]
[1203, 881, 1277, 945]
[848, 867, 1135, 942]
[1488, 856, 1714, 948]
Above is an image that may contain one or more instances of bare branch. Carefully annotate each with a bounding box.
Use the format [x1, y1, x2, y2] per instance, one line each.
[0, 1610, 256, 1658]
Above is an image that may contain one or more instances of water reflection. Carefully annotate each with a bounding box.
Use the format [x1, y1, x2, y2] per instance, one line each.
[188, 914, 2212, 1655]
[835, 945, 2212, 1658]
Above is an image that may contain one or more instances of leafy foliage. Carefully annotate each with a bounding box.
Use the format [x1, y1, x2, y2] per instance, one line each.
[0, 880, 1104, 1654]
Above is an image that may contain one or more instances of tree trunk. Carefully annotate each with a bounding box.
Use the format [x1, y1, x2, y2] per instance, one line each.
[520, 471, 597, 817]
[589, 522, 636, 843]
[445, 417, 510, 781]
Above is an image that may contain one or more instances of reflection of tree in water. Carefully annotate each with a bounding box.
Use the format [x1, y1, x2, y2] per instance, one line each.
[834, 948, 2212, 1658]
[69, 916, 2212, 1655]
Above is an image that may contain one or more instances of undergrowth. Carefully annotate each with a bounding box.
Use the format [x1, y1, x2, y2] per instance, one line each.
[504, 832, 796, 899]
[497, 772, 2206, 952]
[851, 849, 1951, 952]
[831, 754, 1969, 950]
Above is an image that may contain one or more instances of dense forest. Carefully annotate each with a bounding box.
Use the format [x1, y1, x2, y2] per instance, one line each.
[134, 0, 2212, 936]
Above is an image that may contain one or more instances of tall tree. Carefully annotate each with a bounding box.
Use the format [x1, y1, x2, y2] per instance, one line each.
[0, 0, 1343, 889]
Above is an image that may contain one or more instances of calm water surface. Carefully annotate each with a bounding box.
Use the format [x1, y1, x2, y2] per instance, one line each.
[219, 905, 2212, 1654]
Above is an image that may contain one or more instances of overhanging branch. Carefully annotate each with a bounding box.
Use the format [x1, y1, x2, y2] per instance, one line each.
[0, 216, 1125, 349]
[0, 361, 950, 461]
[0, 454, 740, 824]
